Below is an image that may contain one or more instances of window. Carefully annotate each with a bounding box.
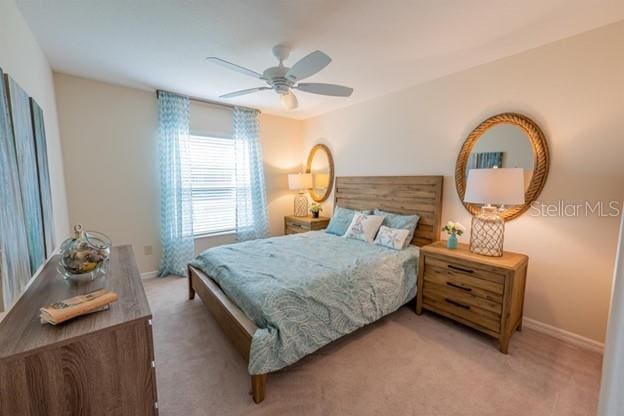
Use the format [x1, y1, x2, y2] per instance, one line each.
[188, 134, 238, 236]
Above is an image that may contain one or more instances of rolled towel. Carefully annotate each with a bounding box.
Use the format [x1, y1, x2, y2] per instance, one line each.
[40, 288, 119, 325]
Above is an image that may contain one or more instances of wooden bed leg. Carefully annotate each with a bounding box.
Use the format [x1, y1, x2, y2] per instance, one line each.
[188, 268, 196, 300]
[251, 374, 267, 404]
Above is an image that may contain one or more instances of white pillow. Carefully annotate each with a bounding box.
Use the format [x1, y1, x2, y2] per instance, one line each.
[374, 225, 410, 250]
[344, 213, 385, 243]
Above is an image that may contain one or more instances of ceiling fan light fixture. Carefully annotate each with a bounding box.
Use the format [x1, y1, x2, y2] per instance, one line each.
[281, 91, 298, 110]
[207, 45, 352, 110]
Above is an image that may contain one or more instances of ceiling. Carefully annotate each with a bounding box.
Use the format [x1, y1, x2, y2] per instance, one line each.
[16, 0, 624, 119]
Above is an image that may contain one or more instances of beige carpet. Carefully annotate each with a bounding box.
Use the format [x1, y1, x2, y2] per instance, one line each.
[143, 277, 602, 416]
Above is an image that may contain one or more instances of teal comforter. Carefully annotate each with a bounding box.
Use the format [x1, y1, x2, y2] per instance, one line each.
[190, 231, 419, 374]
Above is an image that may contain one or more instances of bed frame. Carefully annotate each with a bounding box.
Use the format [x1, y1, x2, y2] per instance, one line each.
[188, 176, 444, 403]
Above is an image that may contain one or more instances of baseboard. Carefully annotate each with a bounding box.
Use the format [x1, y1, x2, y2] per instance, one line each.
[523, 317, 604, 354]
[141, 271, 159, 279]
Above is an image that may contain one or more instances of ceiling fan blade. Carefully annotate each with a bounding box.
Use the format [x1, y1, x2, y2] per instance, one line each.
[280, 90, 298, 110]
[220, 87, 270, 98]
[206, 57, 263, 79]
[286, 50, 331, 81]
[295, 83, 353, 97]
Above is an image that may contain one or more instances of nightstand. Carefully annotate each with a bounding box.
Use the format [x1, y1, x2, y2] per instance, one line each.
[416, 241, 528, 353]
[284, 215, 330, 235]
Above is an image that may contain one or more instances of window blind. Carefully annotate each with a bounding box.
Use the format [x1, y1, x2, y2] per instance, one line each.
[188, 134, 237, 236]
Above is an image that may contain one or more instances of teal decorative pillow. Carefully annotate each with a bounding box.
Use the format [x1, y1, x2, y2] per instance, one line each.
[374, 226, 410, 250]
[326, 206, 373, 236]
[374, 209, 420, 248]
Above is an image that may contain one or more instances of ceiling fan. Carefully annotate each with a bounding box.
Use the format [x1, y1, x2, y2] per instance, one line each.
[206, 45, 353, 110]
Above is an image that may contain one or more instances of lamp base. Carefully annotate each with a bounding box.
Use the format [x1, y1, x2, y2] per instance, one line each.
[293, 193, 308, 217]
[470, 206, 504, 257]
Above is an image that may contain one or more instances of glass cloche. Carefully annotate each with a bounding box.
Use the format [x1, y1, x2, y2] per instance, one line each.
[58, 224, 111, 280]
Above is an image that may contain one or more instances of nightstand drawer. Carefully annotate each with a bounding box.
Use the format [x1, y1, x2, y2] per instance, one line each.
[423, 264, 504, 301]
[284, 216, 329, 235]
[422, 280, 502, 315]
[285, 221, 309, 234]
[425, 256, 505, 289]
[308, 222, 329, 231]
[423, 289, 501, 333]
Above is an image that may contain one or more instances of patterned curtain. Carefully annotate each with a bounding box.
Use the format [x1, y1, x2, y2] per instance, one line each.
[157, 92, 194, 277]
[233, 107, 269, 241]
[0, 67, 31, 309]
[467, 151, 503, 171]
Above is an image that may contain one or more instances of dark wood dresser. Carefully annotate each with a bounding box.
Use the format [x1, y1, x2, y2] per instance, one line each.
[0, 245, 158, 416]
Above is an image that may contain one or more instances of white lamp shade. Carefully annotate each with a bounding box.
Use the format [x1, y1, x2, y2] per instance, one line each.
[314, 172, 330, 187]
[288, 173, 313, 190]
[523, 169, 533, 190]
[464, 168, 525, 205]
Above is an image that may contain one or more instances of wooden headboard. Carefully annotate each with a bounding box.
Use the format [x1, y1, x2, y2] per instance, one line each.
[334, 176, 444, 247]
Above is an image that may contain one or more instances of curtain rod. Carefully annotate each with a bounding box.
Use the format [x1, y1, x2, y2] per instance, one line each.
[156, 89, 259, 113]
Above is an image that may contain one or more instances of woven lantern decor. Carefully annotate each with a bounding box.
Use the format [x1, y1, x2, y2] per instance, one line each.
[293, 195, 308, 217]
[288, 173, 313, 217]
[464, 168, 524, 257]
[470, 207, 505, 256]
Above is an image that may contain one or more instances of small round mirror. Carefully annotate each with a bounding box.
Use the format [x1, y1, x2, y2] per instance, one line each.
[306, 144, 334, 202]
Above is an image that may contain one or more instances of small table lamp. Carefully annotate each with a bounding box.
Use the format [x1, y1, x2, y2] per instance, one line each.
[288, 173, 313, 217]
[464, 168, 525, 256]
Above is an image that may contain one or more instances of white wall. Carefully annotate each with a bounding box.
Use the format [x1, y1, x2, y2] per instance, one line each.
[54, 73, 303, 273]
[260, 112, 304, 237]
[0, 0, 70, 313]
[303, 21, 624, 343]
[0, 0, 70, 247]
[54, 75, 160, 273]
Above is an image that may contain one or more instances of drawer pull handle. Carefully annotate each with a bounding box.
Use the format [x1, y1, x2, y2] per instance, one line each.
[448, 264, 474, 274]
[445, 298, 471, 310]
[446, 282, 472, 292]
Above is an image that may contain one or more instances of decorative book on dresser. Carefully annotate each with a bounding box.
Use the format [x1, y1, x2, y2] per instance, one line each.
[416, 241, 529, 353]
[284, 215, 330, 235]
[0, 245, 158, 416]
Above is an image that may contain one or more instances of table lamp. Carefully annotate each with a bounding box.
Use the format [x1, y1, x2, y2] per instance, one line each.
[464, 168, 525, 256]
[288, 173, 313, 217]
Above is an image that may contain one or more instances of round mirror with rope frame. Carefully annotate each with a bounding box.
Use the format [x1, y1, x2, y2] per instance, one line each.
[455, 112, 550, 221]
[305, 144, 335, 203]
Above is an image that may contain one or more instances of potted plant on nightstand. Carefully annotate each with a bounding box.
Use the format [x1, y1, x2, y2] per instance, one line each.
[310, 203, 323, 219]
[442, 221, 465, 249]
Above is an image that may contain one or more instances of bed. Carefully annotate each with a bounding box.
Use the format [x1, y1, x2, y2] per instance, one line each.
[187, 176, 444, 403]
